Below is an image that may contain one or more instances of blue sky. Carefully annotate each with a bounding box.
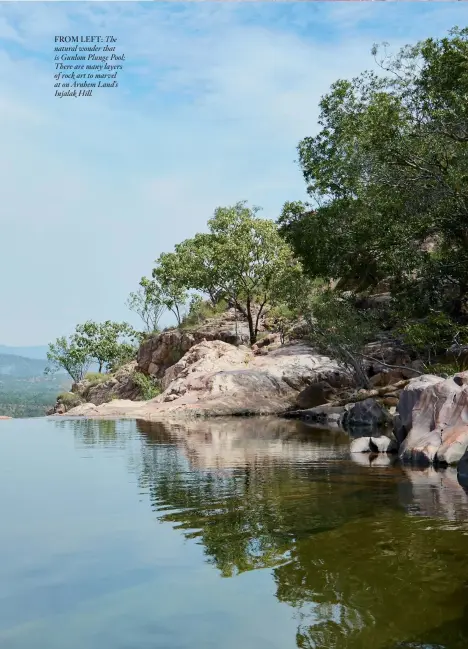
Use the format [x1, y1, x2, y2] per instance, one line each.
[0, 1, 467, 345]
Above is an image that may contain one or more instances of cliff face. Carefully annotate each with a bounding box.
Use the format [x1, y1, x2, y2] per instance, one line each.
[137, 308, 256, 377]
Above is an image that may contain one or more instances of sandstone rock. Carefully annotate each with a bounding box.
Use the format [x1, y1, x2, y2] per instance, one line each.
[0, 416, 12, 420]
[294, 381, 336, 409]
[369, 368, 418, 388]
[67, 341, 351, 420]
[137, 309, 258, 378]
[436, 426, 468, 465]
[71, 362, 141, 407]
[89, 362, 141, 405]
[398, 372, 468, 465]
[47, 391, 85, 415]
[394, 374, 444, 445]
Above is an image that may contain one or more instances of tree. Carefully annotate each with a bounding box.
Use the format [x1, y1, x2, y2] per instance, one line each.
[74, 320, 138, 373]
[155, 201, 301, 344]
[304, 289, 382, 388]
[279, 27, 468, 318]
[45, 335, 92, 383]
[151, 254, 188, 326]
[126, 277, 165, 333]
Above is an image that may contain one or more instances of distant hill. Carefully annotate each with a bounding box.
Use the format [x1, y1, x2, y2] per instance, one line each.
[0, 353, 48, 378]
[0, 351, 71, 418]
[0, 345, 49, 360]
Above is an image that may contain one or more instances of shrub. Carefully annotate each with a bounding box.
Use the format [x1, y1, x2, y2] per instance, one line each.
[57, 392, 84, 409]
[397, 312, 468, 366]
[267, 304, 296, 344]
[132, 371, 161, 400]
[426, 361, 468, 378]
[85, 372, 111, 385]
[180, 296, 228, 329]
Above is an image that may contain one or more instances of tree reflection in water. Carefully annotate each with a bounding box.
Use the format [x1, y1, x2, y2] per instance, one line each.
[66, 417, 468, 649]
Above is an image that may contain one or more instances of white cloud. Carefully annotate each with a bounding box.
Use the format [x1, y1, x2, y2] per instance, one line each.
[0, 2, 466, 343]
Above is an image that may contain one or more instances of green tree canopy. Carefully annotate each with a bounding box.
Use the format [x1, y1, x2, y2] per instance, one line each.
[279, 27, 468, 317]
[45, 335, 92, 383]
[151, 255, 188, 327]
[126, 277, 166, 333]
[73, 320, 138, 373]
[154, 201, 302, 344]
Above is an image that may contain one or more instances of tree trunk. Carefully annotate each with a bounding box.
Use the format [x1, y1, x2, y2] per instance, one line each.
[98, 361, 103, 373]
[254, 300, 267, 342]
[246, 298, 256, 345]
[339, 346, 370, 389]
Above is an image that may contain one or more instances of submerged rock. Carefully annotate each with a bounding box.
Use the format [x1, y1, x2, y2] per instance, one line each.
[350, 435, 398, 454]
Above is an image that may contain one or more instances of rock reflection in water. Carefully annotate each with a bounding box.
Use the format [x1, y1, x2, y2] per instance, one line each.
[67, 417, 468, 649]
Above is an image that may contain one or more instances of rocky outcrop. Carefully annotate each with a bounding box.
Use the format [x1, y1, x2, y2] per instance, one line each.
[74, 362, 141, 406]
[294, 381, 337, 409]
[0, 416, 12, 420]
[46, 392, 85, 415]
[137, 309, 258, 378]
[396, 372, 468, 466]
[64, 340, 351, 419]
[393, 374, 444, 444]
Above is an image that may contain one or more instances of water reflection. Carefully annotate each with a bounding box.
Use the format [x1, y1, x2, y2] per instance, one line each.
[65, 417, 468, 649]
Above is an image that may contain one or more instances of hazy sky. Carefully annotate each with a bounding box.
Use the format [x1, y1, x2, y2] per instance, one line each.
[0, 1, 466, 345]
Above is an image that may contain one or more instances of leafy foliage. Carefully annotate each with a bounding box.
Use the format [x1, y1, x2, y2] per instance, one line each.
[84, 372, 111, 385]
[305, 290, 381, 387]
[46, 321, 138, 382]
[267, 304, 296, 344]
[126, 277, 165, 333]
[154, 201, 302, 344]
[132, 371, 161, 400]
[152, 255, 188, 326]
[56, 392, 84, 409]
[279, 27, 468, 317]
[74, 320, 138, 373]
[180, 295, 228, 329]
[397, 310, 468, 366]
[45, 335, 92, 383]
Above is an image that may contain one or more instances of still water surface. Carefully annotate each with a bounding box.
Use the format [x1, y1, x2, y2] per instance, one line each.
[1, 416, 468, 649]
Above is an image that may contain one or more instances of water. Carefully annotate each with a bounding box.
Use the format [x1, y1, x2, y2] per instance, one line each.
[1, 417, 468, 649]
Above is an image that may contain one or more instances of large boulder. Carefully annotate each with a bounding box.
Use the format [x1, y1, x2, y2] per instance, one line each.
[69, 362, 141, 407]
[294, 381, 336, 409]
[393, 374, 444, 445]
[343, 398, 391, 429]
[86, 362, 141, 405]
[137, 309, 257, 377]
[398, 372, 468, 465]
